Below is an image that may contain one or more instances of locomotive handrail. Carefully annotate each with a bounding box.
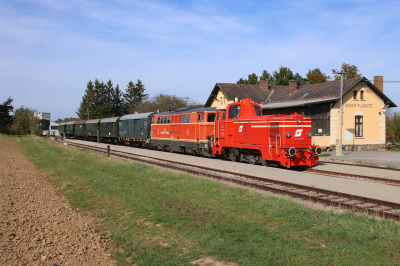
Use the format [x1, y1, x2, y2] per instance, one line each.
[276, 134, 281, 154]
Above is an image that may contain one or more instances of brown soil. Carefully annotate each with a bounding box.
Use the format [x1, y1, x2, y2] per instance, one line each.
[0, 136, 116, 266]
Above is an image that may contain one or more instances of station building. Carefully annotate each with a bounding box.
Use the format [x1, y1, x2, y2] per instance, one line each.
[204, 76, 397, 151]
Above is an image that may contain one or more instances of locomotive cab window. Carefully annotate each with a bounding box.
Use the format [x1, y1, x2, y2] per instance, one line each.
[167, 116, 171, 123]
[157, 117, 160, 124]
[181, 115, 186, 123]
[220, 110, 226, 120]
[201, 113, 204, 122]
[207, 113, 215, 122]
[186, 114, 191, 123]
[228, 105, 241, 119]
[254, 105, 261, 116]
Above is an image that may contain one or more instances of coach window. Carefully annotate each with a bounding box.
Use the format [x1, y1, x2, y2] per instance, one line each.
[186, 114, 191, 123]
[355, 116, 363, 137]
[207, 113, 215, 122]
[228, 105, 240, 119]
[181, 115, 186, 123]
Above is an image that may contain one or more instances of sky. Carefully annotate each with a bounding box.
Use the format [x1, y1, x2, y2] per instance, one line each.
[1, 0, 399, 120]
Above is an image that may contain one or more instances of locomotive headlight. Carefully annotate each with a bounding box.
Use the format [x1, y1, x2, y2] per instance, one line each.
[307, 132, 312, 138]
[285, 132, 291, 138]
[296, 119, 302, 124]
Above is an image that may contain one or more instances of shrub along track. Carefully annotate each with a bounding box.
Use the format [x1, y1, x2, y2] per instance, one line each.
[0, 136, 116, 266]
[60, 140, 400, 222]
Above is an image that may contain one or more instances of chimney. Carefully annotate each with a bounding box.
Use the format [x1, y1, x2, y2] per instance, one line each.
[259, 80, 269, 91]
[374, 76, 383, 92]
[289, 80, 297, 93]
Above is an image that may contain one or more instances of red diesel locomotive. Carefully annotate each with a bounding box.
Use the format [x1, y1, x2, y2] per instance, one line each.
[151, 98, 321, 168]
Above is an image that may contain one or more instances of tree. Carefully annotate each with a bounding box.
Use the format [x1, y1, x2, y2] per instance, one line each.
[259, 70, 274, 83]
[135, 94, 202, 113]
[111, 84, 124, 117]
[387, 110, 400, 144]
[306, 68, 330, 84]
[76, 80, 95, 119]
[124, 79, 149, 113]
[10, 106, 42, 135]
[55, 117, 78, 123]
[237, 66, 306, 86]
[0, 97, 14, 134]
[332, 63, 362, 80]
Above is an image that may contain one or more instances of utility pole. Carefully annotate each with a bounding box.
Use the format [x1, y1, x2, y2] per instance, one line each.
[184, 97, 190, 107]
[338, 72, 345, 156]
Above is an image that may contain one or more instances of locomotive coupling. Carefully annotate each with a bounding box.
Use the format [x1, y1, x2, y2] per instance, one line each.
[284, 147, 296, 156]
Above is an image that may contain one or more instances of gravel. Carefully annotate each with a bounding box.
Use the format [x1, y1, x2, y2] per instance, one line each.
[0, 136, 116, 266]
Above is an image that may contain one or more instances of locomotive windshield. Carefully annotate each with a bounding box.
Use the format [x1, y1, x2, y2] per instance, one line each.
[228, 105, 240, 119]
[254, 105, 261, 116]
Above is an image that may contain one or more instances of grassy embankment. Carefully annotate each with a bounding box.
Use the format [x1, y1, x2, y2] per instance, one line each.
[19, 136, 400, 265]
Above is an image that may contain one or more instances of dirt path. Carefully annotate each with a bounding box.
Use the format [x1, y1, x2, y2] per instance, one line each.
[0, 136, 116, 266]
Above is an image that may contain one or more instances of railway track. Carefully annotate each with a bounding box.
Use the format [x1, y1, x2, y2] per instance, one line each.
[320, 160, 400, 171]
[58, 140, 400, 221]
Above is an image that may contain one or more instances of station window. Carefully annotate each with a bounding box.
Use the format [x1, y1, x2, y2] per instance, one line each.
[353, 90, 358, 100]
[228, 105, 241, 119]
[360, 90, 364, 100]
[355, 116, 363, 137]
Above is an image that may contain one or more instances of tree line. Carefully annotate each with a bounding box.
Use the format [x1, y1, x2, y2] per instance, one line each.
[237, 63, 362, 85]
[76, 79, 201, 120]
[0, 98, 43, 135]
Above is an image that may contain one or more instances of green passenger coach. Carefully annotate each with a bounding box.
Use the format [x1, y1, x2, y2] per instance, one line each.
[119, 112, 154, 147]
[65, 121, 75, 138]
[99, 117, 120, 144]
[85, 119, 101, 141]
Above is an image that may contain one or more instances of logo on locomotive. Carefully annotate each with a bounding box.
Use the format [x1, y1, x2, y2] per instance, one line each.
[294, 129, 303, 137]
[238, 125, 243, 132]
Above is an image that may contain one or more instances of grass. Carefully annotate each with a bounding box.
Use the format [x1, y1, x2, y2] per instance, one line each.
[388, 146, 400, 151]
[17, 136, 400, 265]
[319, 153, 331, 157]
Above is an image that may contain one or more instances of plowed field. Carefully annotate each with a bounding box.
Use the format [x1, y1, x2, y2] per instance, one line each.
[0, 136, 116, 265]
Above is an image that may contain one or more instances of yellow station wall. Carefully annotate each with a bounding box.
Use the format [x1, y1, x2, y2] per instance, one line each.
[330, 83, 386, 147]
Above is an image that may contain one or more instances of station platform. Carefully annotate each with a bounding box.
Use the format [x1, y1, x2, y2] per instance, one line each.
[319, 150, 400, 169]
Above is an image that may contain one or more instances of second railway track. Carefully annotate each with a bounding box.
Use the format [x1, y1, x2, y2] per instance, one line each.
[58, 139, 400, 221]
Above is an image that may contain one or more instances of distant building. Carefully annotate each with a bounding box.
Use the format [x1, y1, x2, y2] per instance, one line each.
[205, 76, 397, 151]
[34, 112, 51, 134]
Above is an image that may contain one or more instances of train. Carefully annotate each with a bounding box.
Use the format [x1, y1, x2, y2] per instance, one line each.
[59, 98, 322, 168]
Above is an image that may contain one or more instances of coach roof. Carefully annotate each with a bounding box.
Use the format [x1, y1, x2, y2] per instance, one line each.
[100, 117, 120, 123]
[120, 112, 154, 121]
[85, 119, 101, 124]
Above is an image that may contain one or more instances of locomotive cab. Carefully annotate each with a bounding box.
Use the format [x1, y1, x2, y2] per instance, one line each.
[213, 98, 321, 168]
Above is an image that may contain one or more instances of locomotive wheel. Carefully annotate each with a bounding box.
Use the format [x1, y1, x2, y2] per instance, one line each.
[248, 154, 258, 165]
[229, 154, 238, 162]
[261, 159, 269, 166]
[229, 148, 239, 162]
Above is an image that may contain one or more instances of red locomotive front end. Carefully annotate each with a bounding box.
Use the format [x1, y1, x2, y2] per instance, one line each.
[212, 98, 321, 168]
